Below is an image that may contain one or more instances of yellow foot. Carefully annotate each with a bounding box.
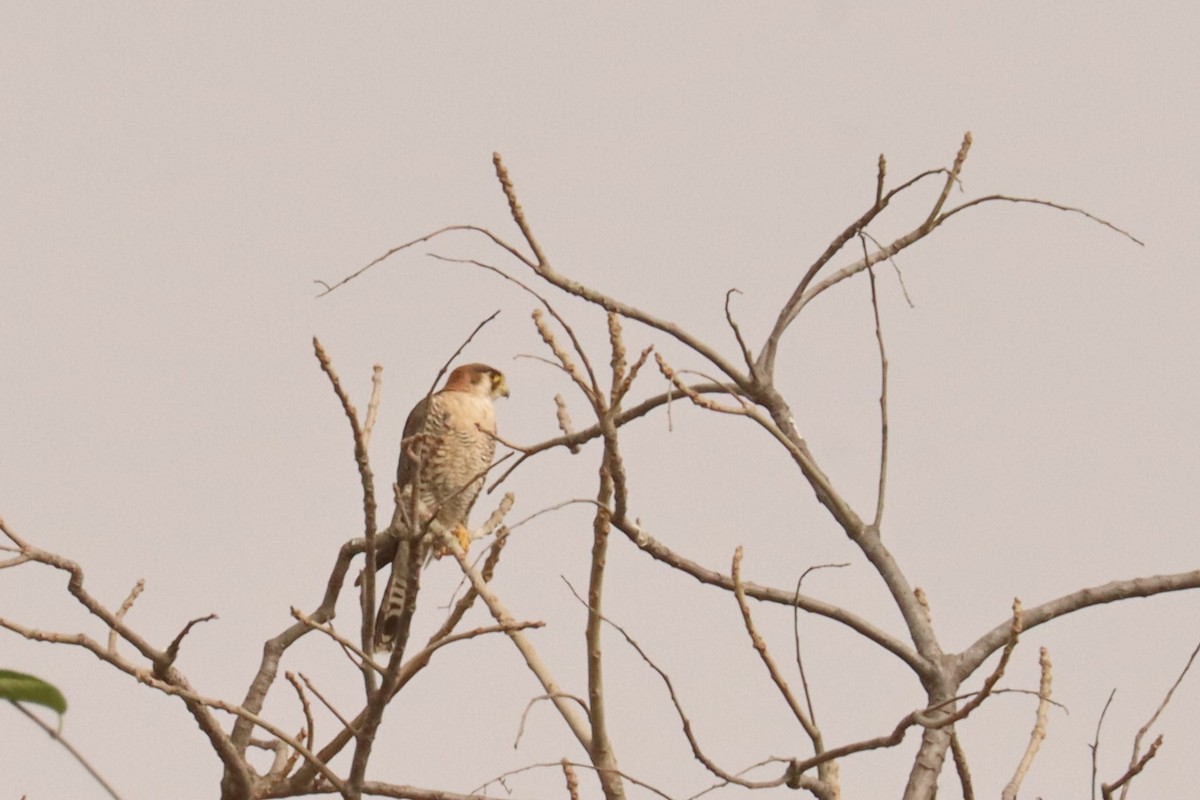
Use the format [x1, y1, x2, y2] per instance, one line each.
[453, 523, 472, 554]
[433, 524, 472, 560]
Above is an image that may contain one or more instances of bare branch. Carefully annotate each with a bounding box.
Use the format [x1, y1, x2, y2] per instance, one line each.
[492, 152, 751, 392]
[949, 731, 974, 800]
[930, 600, 1023, 730]
[514, 693, 592, 749]
[875, 153, 887, 206]
[315, 223, 535, 296]
[1119, 639, 1200, 800]
[1091, 689, 1117, 800]
[554, 395, 582, 453]
[723, 289, 755, 372]
[475, 760, 675, 800]
[792, 563, 849, 727]
[1001, 647, 1053, 800]
[1102, 736, 1163, 800]
[560, 577, 790, 791]
[10, 701, 126, 800]
[427, 309, 503, 398]
[313, 336, 380, 675]
[731, 548, 823, 747]
[956, 569, 1200, 679]
[561, 758, 581, 800]
[862, 234, 889, 529]
[161, 613, 218, 671]
[609, 516, 923, 673]
[284, 671, 316, 773]
[362, 364, 384, 449]
[425, 252, 600, 396]
[108, 579, 144, 654]
[438, 525, 594, 752]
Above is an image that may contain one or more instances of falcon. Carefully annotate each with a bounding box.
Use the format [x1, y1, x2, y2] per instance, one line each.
[373, 363, 509, 651]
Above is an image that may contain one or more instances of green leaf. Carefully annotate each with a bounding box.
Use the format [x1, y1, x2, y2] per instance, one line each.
[0, 670, 68, 714]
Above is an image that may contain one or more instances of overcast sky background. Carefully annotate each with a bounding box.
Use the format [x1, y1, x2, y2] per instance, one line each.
[3, 4, 1198, 799]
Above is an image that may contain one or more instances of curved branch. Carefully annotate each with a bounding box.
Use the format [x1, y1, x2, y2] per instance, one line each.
[955, 569, 1200, 679]
[492, 153, 752, 392]
[608, 516, 925, 675]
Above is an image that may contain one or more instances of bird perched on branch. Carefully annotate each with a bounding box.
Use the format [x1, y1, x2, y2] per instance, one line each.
[373, 363, 509, 652]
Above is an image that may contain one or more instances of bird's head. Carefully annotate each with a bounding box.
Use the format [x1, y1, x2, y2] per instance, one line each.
[445, 363, 509, 400]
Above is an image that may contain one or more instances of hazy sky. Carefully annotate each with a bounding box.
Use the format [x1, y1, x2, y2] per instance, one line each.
[3, 4, 1198, 799]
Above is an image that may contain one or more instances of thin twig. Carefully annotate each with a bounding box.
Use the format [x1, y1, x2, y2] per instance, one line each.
[1102, 736, 1163, 800]
[862, 234, 889, 529]
[1091, 689, 1117, 800]
[362, 364, 383, 449]
[315, 223, 535, 296]
[427, 309, 502, 398]
[108, 579, 144, 654]
[560, 578, 786, 790]
[792, 563, 849, 725]
[313, 336, 380, 681]
[1118, 639, 1200, 800]
[300, 672, 356, 733]
[285, 671, 316, 769]
[10, 701, 125, 800]
[731, 548, 824, 748]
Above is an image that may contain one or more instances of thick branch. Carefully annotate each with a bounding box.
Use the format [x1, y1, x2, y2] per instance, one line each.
[956, 569, 1200, 679]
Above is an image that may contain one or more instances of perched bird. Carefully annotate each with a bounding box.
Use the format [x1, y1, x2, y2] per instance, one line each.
[373, 363, 509, 652]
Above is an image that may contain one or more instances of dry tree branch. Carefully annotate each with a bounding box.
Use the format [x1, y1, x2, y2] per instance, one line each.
[425, 252, 600, 397]
[560, 578, 788, 791]
[561, 758, 581, 800]
[362, 364, 383, 449]
[723, 288, 755, 372]
[0, 520, 256, 798]
[1001, 647, 1053, 800]
[757, 145, 960, 379]
[655, 354, 749, 416]
[859, 230, 914, 308]
[161, 613, 218, 672]
[1091, 689, 1117, 800]
[313, 336, 380, 680]
[290, 608, 384, 676]
[425, 309, 503, 398]
[282, 784, 514, 800]
[437, 527, 594, 752]
[10, 701, 125, 800]
[949, 731, 974, 800]
[488, 381, 741, 490]
[285, 671, 317, 767]
[792, 563, 849, 727]
[875, 153, 887, 206]
[299, 672, 355, 735]
[1116, 639, 1200, 800]
[554, 395, 582, 453]
[533, 308, 595, 404]
[956, 569, 1200, 680]
[491, 152, 751, 393]
[108, 579, 144, 654]
[930, 600, 1023, 730]
[315, 224, 535, 296]
[1102, 736, 1163, 800]
[731, 549, 823, 748]
[862, 234, 889, 529]
[514, 694, 593, 749]
[608, 515, 923, 672]
[474, 761, 674, 800]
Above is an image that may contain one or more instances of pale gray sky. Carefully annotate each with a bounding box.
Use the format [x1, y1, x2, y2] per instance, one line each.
[2, 4, 1198, 798]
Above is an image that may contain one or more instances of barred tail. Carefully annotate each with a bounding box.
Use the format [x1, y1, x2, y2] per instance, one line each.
[373, 536, 425, 652]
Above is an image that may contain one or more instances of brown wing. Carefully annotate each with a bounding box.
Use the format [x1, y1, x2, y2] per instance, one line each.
[396, 393, 432, 490]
